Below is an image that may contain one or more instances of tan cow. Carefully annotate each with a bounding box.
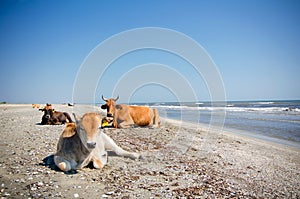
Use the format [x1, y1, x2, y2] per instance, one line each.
[32, 104, 41, 109]
[54, 113, 141, 172]
[38, 103, 52, 111]
[101, 96, 160, 128]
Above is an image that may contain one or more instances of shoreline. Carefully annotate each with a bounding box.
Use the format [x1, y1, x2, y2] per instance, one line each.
[162, 117, 300, 150]
[0, 104, 299, 198]
[4, 103, 299, 148]
[1, 103, 299, 149]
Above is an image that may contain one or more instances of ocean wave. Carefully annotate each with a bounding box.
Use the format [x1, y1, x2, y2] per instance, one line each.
[151, 105, 300, 113]
[226, 104, 234, 107]
[226, 107, 300, 113]
[254, 101, 275, 105]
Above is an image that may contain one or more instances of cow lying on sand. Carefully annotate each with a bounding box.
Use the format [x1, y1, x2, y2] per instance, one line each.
[54, 113, 141, 172]
[32, 104, 41, 109]
[40, 107, 73, 125]
[101, 96, 160, 128]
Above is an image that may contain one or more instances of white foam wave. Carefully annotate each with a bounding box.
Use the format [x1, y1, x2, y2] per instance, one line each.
[151, 105, 300, 114]
[255, 101, 275, 105]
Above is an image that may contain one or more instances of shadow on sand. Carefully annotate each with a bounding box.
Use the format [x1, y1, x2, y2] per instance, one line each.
[40, 155, 78, 174]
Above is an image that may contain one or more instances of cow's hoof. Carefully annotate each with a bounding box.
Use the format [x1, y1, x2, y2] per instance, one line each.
[64, 169, 77, 175]
[58, 162, 67, 171]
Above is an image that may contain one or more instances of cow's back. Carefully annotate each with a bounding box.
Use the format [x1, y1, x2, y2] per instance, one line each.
[128, 106, 153, 126]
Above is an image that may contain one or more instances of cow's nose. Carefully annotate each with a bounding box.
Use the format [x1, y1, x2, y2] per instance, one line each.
[87, 141, 96, 149]
[45, 115, 50, 119]
[107, 113, 113, 117]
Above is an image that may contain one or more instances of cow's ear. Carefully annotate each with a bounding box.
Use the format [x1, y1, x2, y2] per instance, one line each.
[101, 104, 107, 109]
[62, 123, 76, 138]
[73, 113, 81, 124]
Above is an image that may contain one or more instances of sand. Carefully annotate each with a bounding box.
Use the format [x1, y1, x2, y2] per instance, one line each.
[0, 104, 299, 198]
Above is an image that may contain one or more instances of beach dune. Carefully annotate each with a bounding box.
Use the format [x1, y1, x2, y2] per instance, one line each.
[0, 104, 299, 198]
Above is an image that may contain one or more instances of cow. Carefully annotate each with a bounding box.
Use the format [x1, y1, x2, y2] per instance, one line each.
[38, 103, 52, 111]
[40, 108, 73, 125]
[101, 96, 160, 128]
[54, 113, 141, 172]
[32, 104, 41, 109]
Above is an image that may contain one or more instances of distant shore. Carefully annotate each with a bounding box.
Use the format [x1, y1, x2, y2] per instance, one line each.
[0, 104, 299, 198]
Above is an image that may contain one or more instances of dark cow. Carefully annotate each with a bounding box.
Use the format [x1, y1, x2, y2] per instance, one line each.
[40, 108, 73, 125]
[101, 96, 160, 128]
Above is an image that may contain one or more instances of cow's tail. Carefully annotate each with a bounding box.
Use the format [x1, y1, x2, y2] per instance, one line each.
[152, 108, 161, 128]
[64, 112, 74, 123]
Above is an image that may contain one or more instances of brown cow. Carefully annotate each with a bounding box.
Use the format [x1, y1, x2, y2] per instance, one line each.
[54, 113, 141, 172]
[101, 96, 160, 128]
[40, 108, 73, 125]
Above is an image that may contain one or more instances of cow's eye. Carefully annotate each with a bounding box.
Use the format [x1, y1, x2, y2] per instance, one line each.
[77, 126, 85, 132]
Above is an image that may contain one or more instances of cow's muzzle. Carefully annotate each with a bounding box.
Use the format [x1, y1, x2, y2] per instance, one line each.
[87, 141, 96, 149]
[107, 113, 113, 117]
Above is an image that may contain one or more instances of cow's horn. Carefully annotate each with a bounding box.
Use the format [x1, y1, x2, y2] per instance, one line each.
[114, 95, 119, 101]
[102, 95, 108, 102]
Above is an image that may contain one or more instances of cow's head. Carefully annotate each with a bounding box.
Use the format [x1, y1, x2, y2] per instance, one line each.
[41, 108, 55, 124]
[73, 113, 102, 149]
[101, 95, 119, 117]
[39, 103, 52, 112]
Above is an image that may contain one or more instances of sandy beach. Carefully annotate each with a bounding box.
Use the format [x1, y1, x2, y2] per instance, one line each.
[0, 104, 299, 198]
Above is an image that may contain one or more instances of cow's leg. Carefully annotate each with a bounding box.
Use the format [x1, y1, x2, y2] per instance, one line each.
[101, 133, 141, 159]
[118, 121, 135, 128]
[113, 118, 118, 128]
[90, 143, 108, 169]
[52, 118, 62, 125]
[113, 111, 135, 128]
[152, 108, 161, 128]
[92, 152, 107, 169]
[54, 156, 72, 172]
[63, 112, 73, 123]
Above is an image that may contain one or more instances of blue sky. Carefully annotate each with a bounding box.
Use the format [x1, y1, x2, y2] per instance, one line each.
[0, 0, 299, 103]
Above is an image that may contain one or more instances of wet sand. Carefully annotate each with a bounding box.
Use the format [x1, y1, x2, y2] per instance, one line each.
[0, 104, 299, 198]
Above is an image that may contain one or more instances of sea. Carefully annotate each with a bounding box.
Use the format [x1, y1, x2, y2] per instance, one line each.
[133, 100, 300, 148]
